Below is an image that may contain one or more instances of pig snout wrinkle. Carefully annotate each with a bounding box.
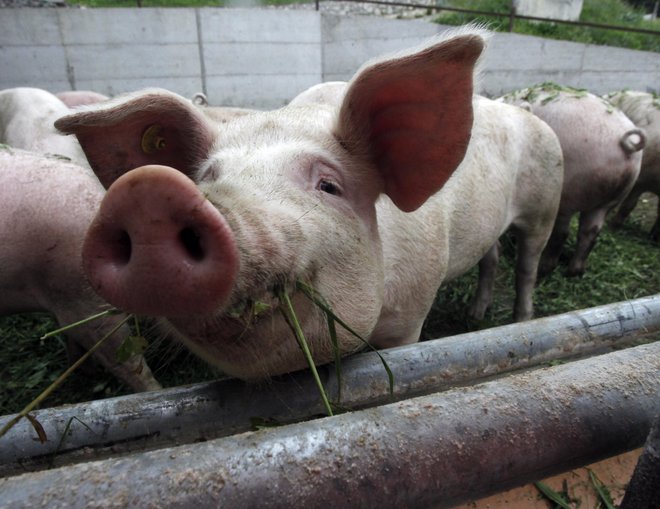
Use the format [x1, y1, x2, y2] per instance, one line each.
[82, 165, 239, 317]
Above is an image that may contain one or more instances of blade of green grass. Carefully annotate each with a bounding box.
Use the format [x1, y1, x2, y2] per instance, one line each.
[0, 313, 132, 439]
[40, 308, 121, 340]
[277, 287, 333, 416]
[588, 469, 617, 509]
[296, 280, 394, 397]
[534, 481, 574, 509]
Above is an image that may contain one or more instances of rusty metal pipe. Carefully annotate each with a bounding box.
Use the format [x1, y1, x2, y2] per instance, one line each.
[1, 341, 658, 508]
[1, 294, 659, 475]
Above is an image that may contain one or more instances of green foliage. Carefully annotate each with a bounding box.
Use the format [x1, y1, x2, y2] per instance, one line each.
[534, 481, 574, 509]
[435, 0, 659, 52]
[425, 195, 660, 340]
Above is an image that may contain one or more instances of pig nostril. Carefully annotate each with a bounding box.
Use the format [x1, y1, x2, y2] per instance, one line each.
[107, 229, 132, 266]
[116, 230, 132, 265]
[179, 227, 205, 262]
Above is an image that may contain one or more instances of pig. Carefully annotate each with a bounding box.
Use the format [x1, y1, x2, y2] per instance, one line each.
[288, 79, 564, 321]
[605, 91, 660, 241]
[0, 147, 160, 391]
[55, 27, 563, 380]
[288, 81, 348, 107]
[500, 85, 645, 277]
[190, 92, 255, 124]
[0, 87, 89, 167]
[55, 90, 109, 108]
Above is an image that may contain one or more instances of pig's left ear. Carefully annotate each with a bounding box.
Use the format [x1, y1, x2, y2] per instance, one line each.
[55, 89, 216, 189]
[336, 32, 484, 212]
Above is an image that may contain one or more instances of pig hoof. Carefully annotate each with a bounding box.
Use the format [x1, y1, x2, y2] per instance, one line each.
[564, 266, 585, 278]
[467, 303, 487, 321]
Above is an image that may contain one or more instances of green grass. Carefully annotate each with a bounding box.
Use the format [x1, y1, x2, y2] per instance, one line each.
[435, 0, 659, 52]
[424, 194, 660, 339]
[2, 195, 658, 416]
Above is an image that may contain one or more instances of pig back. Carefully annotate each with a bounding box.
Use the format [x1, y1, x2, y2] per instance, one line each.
[0, 148, 103, 313]
[0, 87, 89, 167]
[520, 91, 643, 213]
[607, 91, 660, 191]
[440, 97, 562, 280]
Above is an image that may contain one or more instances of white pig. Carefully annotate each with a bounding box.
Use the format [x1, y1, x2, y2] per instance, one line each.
[55, 90, 109, 108]
[605, 90, 660, 241]
[500, 85, 645, 276]
[288, 79, 564, 321]
[55, 27, 562, 380]
[288, 82, 348, 107]
[0, 147, 160, 391]
[0, 87, 89, 167]
[190, 92, 256, 124]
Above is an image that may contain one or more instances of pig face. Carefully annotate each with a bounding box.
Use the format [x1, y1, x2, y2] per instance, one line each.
[56, 28, 484, 379]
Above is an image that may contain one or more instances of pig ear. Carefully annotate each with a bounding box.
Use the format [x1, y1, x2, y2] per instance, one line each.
[336, 33, 484, 212]
[55, 89, 216, 189]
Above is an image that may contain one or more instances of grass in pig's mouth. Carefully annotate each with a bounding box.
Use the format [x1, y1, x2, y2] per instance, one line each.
[1, 280, 393, 437]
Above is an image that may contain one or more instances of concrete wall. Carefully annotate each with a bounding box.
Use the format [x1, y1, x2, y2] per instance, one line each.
[0, 7, 657, 108]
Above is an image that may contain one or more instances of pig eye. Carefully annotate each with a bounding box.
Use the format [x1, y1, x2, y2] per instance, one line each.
[318, 179, 342, 196]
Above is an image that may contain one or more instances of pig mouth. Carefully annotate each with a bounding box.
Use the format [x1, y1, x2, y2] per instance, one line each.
[164, 283, 328, 378]
[168, 293, 280, 340]
[166, 280, 315, 346]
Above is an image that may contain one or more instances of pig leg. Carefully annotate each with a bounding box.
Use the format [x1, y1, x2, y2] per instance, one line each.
[468, 241, 501, 320]
[610, 187, 643, 229]
[539, 211, 572, 278]
[53, 306, 161, 392]
[651, 199, 660, 242]
[566, 208, 609, 277]
[513, 227, 552, 321]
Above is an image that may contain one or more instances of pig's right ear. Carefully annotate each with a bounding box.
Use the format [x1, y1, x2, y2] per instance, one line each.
[335, 31, 485, 212]
[55, 89, 216, 189]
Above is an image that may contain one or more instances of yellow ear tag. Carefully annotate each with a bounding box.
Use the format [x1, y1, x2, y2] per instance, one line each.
[141, 124, 166, 154]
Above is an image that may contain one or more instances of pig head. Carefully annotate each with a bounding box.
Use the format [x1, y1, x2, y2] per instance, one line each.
[56, 28, 484, 379]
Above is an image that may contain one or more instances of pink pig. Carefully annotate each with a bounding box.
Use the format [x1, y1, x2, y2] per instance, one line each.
[0, 147, 160, 391]
[606, 91, 660, 241]
[56, 27, 562, 379]
[55, 90, 109, 108]
[0, 87, 89, 167]
[500, 85, 645, 276]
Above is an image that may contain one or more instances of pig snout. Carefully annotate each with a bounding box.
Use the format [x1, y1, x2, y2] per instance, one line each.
[82, 165, 238, 317]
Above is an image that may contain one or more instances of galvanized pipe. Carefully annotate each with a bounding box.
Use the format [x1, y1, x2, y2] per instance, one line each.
[1, 294, 659, 475]
[1, 341, 658, 509]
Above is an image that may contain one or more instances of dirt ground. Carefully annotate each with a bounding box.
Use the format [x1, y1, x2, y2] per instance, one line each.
[454, 449, 641, 508]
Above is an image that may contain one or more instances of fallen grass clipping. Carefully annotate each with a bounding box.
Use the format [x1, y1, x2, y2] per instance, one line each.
[535, 468, 617, 508]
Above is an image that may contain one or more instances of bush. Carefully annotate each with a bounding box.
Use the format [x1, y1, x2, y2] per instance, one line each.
[435, 0, 659, 52]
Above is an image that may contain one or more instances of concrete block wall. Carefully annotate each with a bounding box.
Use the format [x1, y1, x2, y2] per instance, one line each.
[0, 7, 657, 108]
[482, 31, 660, 98]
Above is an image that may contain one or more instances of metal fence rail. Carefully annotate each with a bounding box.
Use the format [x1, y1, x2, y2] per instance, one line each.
[1, 294, 659, 476]
[1, 340, 658, 508]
